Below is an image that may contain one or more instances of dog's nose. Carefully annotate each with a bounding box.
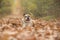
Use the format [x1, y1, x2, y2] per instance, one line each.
[27, 17, 29, 20]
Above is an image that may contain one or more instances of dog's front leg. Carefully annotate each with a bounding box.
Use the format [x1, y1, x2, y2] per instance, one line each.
[22, 21, 27, 29]
[22, 23, 26, 28]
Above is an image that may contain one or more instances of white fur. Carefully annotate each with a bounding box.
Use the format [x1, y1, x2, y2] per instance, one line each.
[22, 14, 34, 28]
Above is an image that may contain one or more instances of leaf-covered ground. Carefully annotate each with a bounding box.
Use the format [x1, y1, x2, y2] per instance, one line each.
[0, 16, 60, 40]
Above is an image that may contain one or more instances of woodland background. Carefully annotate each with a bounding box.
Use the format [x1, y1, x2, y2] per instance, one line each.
[0, 0, 60, 20]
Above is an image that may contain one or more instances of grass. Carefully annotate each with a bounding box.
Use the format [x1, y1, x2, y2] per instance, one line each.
[41, 16, 56, 21]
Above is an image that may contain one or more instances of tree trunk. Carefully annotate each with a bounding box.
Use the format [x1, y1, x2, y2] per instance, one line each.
[12, 0, 23, 17]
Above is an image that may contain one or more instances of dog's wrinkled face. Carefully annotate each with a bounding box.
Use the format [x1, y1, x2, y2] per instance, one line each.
[22, 14, 34, 28]
[24, 14, 30, 21]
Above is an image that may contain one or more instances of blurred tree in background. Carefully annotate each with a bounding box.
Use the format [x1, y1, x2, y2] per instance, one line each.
[0, 0, 12, 18]
[21, 0, 60, 19]
[0, 0, 60, 20]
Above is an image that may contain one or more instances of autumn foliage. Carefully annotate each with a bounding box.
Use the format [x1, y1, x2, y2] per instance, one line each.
[0, 16, 60, 40]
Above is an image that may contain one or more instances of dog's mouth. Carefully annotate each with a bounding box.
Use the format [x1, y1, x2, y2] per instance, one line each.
[26, 17, 30, 21]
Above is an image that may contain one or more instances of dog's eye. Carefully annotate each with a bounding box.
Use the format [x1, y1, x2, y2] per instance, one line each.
[27, 16, 30, 18]
[25, 16, 27, 17]
[28, 16, 30, 17]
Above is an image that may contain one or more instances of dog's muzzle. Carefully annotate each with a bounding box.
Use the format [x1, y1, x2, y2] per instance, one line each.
[26, 17, 30, 21]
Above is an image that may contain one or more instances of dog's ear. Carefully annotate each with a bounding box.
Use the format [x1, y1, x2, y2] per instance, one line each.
[23, 13, 25, 16]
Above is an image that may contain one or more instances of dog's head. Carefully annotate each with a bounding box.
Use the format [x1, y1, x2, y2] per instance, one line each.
[23, 14, 30, 21]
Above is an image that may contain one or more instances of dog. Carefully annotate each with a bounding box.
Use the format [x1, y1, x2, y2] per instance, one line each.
[22, 14, 34, 28]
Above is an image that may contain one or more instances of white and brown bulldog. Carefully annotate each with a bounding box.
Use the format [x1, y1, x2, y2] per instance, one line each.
[22, 14, 34, 28]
